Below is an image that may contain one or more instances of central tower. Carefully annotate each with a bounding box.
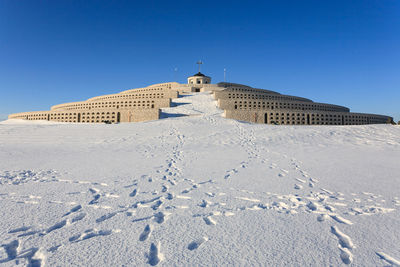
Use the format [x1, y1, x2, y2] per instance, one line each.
[187, 72, 211, 85]
[187, 61, 211, 85]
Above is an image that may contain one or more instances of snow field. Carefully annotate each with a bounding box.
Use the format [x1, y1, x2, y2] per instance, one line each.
[0, 92, 400, 266]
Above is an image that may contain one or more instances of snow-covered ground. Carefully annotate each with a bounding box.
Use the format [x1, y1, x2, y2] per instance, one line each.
[0, 92, 399, 266]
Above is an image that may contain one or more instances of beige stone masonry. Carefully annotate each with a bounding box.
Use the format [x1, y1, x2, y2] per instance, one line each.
[218, 99, 349, 113]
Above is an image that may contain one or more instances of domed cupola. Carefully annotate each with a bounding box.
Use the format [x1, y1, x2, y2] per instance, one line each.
[187, 61, 211, 85]
[187, 72, 211, 85]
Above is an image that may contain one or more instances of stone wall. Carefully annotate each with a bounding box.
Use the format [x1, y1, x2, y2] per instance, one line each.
[213, 90, 313, 103]
[9, 108, 160, 123]
[51, 98, 170, 111]
[213, 85, 393, 125]
[224, 109, 392, 125]
[217, 99, 349, 113]
[8, 82, 178, 123]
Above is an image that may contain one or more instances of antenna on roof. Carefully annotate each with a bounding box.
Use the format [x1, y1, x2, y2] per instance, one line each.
[196, 60, 203, 73]
[224, 68, 226, 82]
[173, 67, 178, 82]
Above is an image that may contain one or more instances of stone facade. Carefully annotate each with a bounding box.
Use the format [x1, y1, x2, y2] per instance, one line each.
[8, 72, 393, 125]
[187, 72, 211, 86]
[214, 83, 393, 125]
[8, 83, 177, 123]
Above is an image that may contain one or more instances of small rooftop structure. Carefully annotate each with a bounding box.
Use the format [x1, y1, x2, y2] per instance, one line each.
[193, 72, 206, 77]
[187, 72, 211, 85]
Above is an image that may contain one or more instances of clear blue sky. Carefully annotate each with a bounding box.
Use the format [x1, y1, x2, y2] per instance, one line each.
[1, 0, 399, 121]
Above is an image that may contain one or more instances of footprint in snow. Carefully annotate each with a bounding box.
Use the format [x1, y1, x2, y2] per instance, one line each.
[147, 242, 163, 266]
[0, 240, 19, 262]
[161, 185, 168, 193]
[154, 212, 167, 224]
[129, 189, 138, 197]
[72, 213, 86, 223]
[139, 224, 152, 241]
[151, 200, 163, 210]
[294, 184, 303, 190]
[8, 226, 31, 234]
[188, 237, 208, 251]
[203, 216, 216, 225]
[44, 219, 68, 234]
[63, 204, 82, 216]
[89, 194, 101, 205]
[198, 199, 209, 208]
[96, 212, 117, 223]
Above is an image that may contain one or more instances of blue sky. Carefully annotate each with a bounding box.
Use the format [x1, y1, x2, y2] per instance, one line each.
[0, 0, 399, 121]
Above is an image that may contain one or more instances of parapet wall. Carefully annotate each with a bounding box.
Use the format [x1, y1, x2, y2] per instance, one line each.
[212, 86, 392, 125]
[218, 99, 349, 113]
[51, 98, 170, 111]
[213, 90, 313, 103]
[224, 110, 392, 125]
[9, 108, 160, 123]
[87, 91, 178, 102]
[8, 82, 180, 123]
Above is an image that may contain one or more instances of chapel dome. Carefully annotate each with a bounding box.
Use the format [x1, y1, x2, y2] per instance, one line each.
[193, 72, 206, 77]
